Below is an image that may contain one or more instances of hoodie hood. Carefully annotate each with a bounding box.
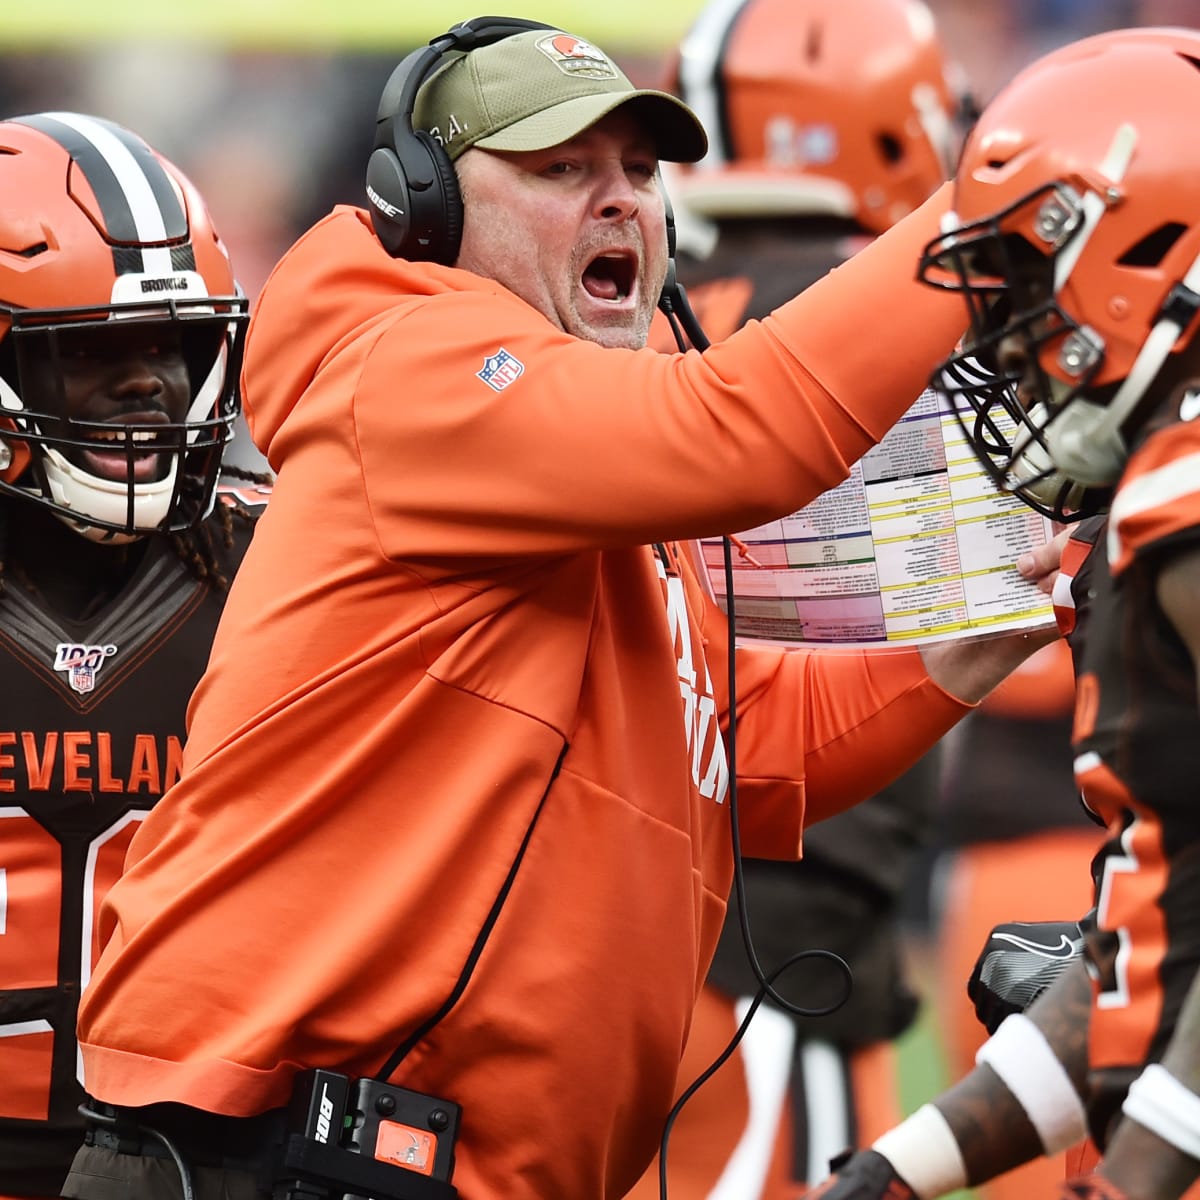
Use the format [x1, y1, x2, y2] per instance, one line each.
[242, 206, 490, 467]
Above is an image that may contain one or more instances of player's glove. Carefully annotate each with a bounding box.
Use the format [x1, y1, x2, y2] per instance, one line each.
[1058, 1173, 1130, 1200]
[802, 1149, 916, 1199]
[967, 918, 1085, 1035]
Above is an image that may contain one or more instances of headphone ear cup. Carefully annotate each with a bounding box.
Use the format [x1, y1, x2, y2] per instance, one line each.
[662, 188, 677, 261]
[366, 130, 463, 265]
[416, 130, 463, 266]
[366, 144, 415, 258]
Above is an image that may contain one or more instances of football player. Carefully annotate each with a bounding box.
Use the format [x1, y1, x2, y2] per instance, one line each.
[803, 26, 1200, 1200]
[0, 111, 263, 1199]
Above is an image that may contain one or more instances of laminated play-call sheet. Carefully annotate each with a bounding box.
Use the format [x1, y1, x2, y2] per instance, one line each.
[696, 387, 1056, 646]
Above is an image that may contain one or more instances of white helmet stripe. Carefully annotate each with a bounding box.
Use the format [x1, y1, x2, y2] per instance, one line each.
[1053, 121, 1138, 293]
[22, 112, 183, 276]
[676, 0, 750, 171]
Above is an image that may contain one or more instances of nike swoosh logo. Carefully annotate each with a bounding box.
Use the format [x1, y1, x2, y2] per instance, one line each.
[1180, 390, 1200, 423]
[992, 931, 1083, 960]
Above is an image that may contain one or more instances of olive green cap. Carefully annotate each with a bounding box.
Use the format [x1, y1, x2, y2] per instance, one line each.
[414, 28, 708, 163]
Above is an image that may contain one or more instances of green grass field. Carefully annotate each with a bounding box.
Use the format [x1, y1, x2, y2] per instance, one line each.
[896, 940, 976, 1200]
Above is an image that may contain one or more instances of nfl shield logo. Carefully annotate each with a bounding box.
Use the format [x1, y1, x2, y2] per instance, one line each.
[53, 642, 118, 695]
[477, 348, 525, 393]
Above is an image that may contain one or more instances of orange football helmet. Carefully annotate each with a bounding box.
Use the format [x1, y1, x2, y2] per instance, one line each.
[0, 112, 247, 540]
[667, 0, 961, 234]
[919, 28, 1200, 520]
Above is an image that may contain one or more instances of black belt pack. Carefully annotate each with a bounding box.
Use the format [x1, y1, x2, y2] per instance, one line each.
[268, 1069, 461, 1200]
[82, 1070, 461, 1200]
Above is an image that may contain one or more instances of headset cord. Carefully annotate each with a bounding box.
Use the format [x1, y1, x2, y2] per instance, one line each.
[79, 1102, 197, 1200]
[656, 285, 853, 1200]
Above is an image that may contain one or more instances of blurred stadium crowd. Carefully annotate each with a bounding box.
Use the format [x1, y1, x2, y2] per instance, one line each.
[0, 0, 1187, 305]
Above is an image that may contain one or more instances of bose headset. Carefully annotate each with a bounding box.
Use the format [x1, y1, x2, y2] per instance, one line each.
[366, 16, 559, 265]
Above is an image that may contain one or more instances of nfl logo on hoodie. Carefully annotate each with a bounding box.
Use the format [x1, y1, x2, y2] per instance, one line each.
[477, 348, 524, 392]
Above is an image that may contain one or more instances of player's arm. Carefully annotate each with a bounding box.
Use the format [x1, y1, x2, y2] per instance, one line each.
[1156, 541, 1200, 687]
[804, 934, 1093, 1199]
[1076, 543, 1200, 1200]
[1092, 963, 1200, 1200]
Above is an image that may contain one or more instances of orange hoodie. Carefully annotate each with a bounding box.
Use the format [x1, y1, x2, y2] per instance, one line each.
[78, 195, 971, 1200]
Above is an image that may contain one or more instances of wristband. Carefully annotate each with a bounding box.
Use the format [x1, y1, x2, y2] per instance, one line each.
[1122, 1063, 1200, 1160]
[872, 1102, 967, 1199]
[976, 1013, 1088, 1153]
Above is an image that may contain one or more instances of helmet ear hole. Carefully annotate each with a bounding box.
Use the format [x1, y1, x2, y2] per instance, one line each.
[877, 133, 904, 164]
[1116, 222, 1187, 269]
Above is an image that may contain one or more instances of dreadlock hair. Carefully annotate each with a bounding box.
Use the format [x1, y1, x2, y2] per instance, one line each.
[0, 463, 272, 600]
[169, 463, 273, 594]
